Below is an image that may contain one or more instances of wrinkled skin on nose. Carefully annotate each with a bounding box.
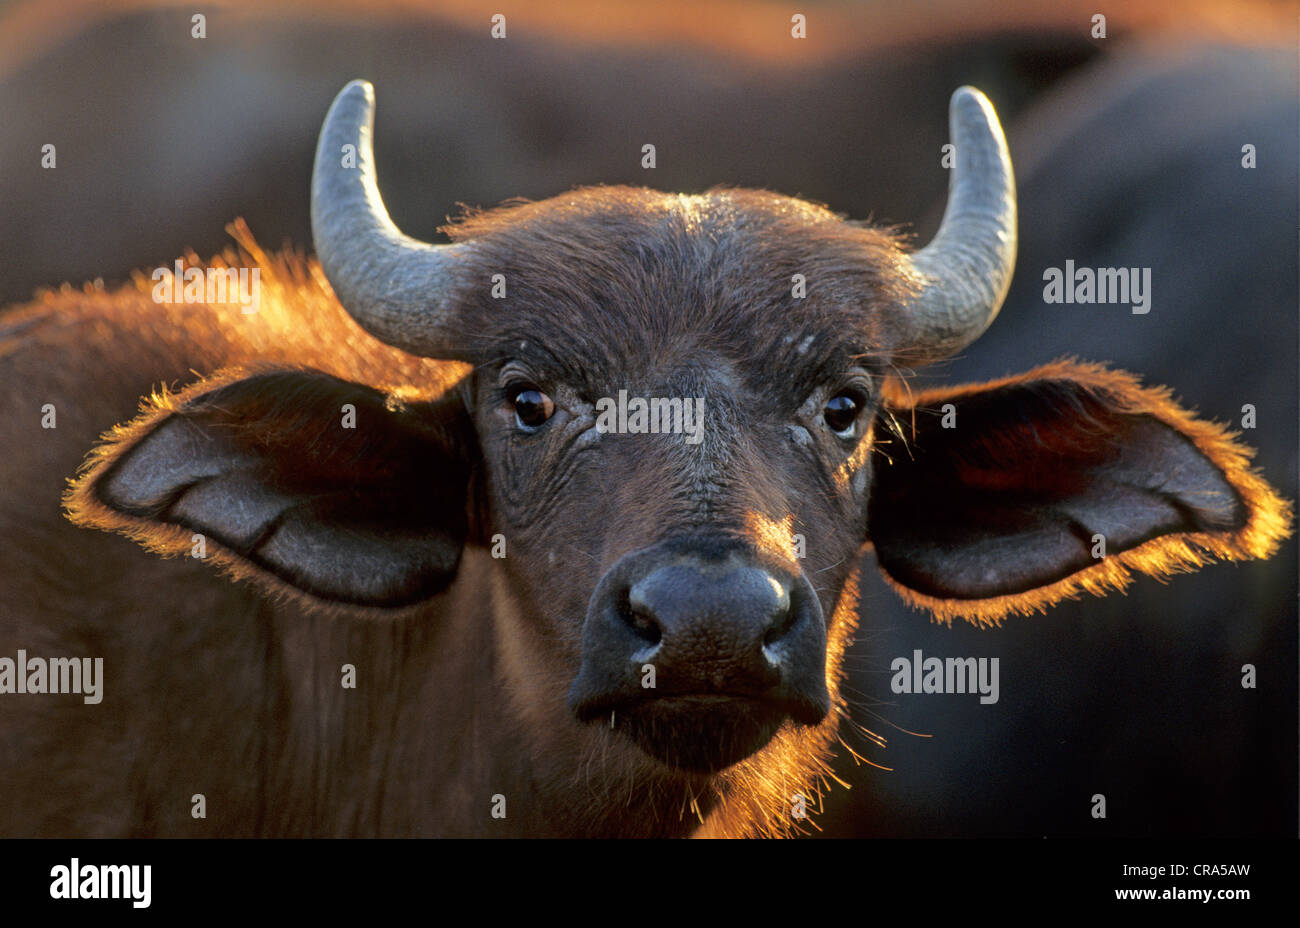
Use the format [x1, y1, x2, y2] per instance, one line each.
[569, 539, 831, 771]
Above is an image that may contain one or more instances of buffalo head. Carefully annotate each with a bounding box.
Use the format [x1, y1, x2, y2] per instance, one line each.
[70, 80, 1290, 800]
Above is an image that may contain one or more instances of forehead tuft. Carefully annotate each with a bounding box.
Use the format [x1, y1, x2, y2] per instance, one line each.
[441, 186, 919, 378]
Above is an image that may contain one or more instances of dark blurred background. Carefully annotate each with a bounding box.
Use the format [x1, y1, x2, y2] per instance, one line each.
[2, 0, 1295, 837]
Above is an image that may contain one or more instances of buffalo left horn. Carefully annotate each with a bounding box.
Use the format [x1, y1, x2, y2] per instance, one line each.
[903, 86, 1018, 364]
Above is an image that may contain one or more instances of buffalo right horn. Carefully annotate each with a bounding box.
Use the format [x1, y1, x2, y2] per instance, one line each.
[311, 80, 474, 360]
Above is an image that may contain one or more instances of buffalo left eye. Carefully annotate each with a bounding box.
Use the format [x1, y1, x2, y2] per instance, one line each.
[510, 386, 555, 430]
[823, 392, 862, 436]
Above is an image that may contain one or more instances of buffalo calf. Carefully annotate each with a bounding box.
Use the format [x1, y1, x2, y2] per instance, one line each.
[0, 82, 1288, 837]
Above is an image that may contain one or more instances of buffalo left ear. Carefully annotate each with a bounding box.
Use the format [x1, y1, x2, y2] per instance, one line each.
[65, 367, 480, 610]
[868, 359, 1292, 625]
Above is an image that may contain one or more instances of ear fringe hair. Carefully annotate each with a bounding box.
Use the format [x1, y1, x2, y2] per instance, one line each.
[60, 365, 431, 620]
[56, 223, 469, 620]
[876, 358, 1294, 627]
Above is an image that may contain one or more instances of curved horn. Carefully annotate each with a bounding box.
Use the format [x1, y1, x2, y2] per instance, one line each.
[311, 80, 473, 359]
[904, 86, 1017, 364]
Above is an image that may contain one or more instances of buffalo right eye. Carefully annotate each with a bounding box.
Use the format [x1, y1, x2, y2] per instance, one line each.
[823, 391, 863, 436]
[509, 386, 555, 430]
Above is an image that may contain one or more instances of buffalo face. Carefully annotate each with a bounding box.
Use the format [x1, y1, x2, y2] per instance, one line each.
[445, 184, 933, 771]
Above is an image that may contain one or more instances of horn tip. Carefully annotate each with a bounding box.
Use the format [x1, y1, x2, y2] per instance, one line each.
[335, 78, 375, 107]
[950, 85, 994, 117]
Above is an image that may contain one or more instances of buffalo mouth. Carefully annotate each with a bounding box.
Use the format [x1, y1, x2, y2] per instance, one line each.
[581, 693, 814, 773]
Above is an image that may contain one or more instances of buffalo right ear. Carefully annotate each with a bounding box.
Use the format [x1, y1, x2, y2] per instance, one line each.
[65, 367, 480, 610]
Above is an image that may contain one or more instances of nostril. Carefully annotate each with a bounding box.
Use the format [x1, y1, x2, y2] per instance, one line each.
[618, 589, 662, 644]
[759, 600, 795, 644]
[762, 593, 798, 647]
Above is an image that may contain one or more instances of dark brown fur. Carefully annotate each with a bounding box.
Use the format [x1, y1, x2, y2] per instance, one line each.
[2, 187, 1289, 836]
